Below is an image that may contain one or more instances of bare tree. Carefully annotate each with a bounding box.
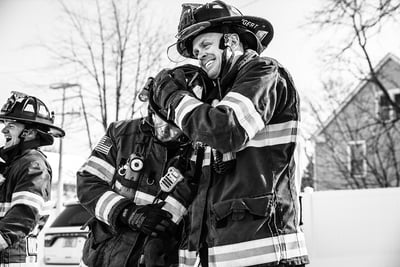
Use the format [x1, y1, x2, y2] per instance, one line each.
[307, 0, 400, 110]
[309, 74, 400, 190]
[44, 0, 169, 141]
[304, 0, 400, 190]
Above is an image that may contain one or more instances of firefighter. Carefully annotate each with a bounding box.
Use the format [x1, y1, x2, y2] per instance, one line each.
[151, 1, 310, 266]
[76, 65, 212, 267]
[0, 91, 65, 266]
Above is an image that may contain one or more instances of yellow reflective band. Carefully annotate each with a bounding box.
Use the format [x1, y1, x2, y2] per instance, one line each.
[190, 146, 212, 167]
[175, 95, 203, 129]
[134, 191, 156, 205]
[203, 146, 211, 166]
[217, 92, 264, 139]
[81, 156, 115, 184]
[240, 120, 299, 149]
[11, 191, 45, 214]
[162, 196, 187, 224]
[207, 232, 307, 266]
[0, 202, 12, 217]
[221, 151, 235, 161]
[95, 191, 125, 224]
[179, 249, 197, 267]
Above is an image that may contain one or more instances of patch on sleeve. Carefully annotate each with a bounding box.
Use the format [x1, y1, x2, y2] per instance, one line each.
[94, 136, 113, 155]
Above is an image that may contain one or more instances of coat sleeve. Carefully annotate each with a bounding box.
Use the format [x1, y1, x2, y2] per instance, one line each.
[76, 122, 131, 230]
[0, 155, 51, 250]
[171, 58, 279, 153]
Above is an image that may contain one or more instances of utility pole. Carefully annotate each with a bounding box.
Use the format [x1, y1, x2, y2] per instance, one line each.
[49, 82, 81, 213]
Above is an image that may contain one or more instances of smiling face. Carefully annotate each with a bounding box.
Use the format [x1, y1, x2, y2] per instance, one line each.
[192, 32, 224, 79]
[1, 121, 25, 149]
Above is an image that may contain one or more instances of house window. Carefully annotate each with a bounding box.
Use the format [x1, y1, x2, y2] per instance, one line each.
[347, 140, 366, 177]
[377, 88, 400, 121]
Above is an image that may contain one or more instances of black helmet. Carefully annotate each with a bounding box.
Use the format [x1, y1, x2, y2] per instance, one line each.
[0, 91, 65, 138]
[173, 1, 274, 59]
[139, 64, 213, 121]
[139, 64, 213, 147]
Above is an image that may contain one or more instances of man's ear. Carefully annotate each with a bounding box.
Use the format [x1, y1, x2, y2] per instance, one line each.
[224, 33, 240, 49]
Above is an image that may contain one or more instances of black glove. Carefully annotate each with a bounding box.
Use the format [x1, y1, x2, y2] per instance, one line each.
[152, 68, 188, 113]
[119, 202, 173, 237]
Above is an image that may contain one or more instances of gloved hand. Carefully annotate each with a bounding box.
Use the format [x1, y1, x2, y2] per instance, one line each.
[119, 202, 173, 237]
[152, 68, 188, 113]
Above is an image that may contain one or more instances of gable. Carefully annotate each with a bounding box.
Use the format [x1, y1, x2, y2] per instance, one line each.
[313, 53, 400, 139]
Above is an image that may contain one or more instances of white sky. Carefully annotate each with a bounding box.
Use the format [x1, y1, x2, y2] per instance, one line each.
[0, 0, 399, 155]
[0, 0, 325, 101]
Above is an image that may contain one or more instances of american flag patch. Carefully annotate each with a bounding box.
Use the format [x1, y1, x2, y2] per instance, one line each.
[94, 136, 113, 155]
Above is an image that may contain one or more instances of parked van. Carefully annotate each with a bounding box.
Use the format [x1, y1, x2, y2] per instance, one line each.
[43, 202, 91, 265]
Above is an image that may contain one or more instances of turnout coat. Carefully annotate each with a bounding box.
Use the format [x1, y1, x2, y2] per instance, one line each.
[0, 140, 52, 266]
[170, 50, 309, 266]
[77, 119, 197, 267]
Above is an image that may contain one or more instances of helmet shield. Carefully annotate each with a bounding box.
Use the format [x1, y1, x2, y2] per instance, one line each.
[152, 113, 183, 143]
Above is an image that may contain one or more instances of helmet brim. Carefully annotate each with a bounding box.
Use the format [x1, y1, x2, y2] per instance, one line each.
[0, 114, 65, 138]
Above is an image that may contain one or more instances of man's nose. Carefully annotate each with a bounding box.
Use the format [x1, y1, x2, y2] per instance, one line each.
[197, 49, 206, 60]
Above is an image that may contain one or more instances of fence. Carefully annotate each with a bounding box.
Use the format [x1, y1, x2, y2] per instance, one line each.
[302, 187, 400, 267]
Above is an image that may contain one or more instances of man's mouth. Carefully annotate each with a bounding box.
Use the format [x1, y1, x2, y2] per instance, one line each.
[203, 59, 214, 70]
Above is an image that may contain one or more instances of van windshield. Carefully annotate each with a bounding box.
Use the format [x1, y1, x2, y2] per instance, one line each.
[51, 204, 92, 227]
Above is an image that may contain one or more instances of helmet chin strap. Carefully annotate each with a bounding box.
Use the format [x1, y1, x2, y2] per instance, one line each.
[219, 33, 243, 81]
[219, 34, 235, 79]
[19, 129, 29, 140]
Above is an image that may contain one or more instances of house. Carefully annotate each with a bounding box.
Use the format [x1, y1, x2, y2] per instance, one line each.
[312, 53, 400, 190]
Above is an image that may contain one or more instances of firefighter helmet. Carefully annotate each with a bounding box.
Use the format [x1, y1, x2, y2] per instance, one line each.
[173, 0, 274, 59]
[139, 64, 212, 146]
[0, 91, 65, 138]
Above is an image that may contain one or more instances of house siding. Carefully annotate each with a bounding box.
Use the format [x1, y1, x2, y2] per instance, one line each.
[314, 55, 400, 190]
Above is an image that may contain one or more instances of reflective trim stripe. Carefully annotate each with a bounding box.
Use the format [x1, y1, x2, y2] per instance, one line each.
[80, 156, 115, 184]
[240, 120, 298, 149]
[134, 191, 155, 205]
[175, 95, 203, 129]
[11, 191, 45, 214]
[203, 146, 211, 166]
[208, 232, 308, 267]
[212, 149, 236, 162]
[0, 202, 12, 217]
[134, 191, 185, 224]
[95, 191, 125, 225]
[221, 151, 235, 161]
[1, 198, 52, 217]
[217, 92, 264, 139]
[162, 196, 187, 224]
[0, 233, 8, 250]
[190, 146, 211, 167]
[179, 249, 197, 267]
[179, 232, 307, 267]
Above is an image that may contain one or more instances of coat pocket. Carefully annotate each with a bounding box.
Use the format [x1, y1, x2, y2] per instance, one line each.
[81, 219, 114, 266]
[212, 194, 274, 224]
[210, 195, 275, 243]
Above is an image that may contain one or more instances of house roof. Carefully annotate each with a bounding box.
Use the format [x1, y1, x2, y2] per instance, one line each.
[312, 52, 400, 139]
